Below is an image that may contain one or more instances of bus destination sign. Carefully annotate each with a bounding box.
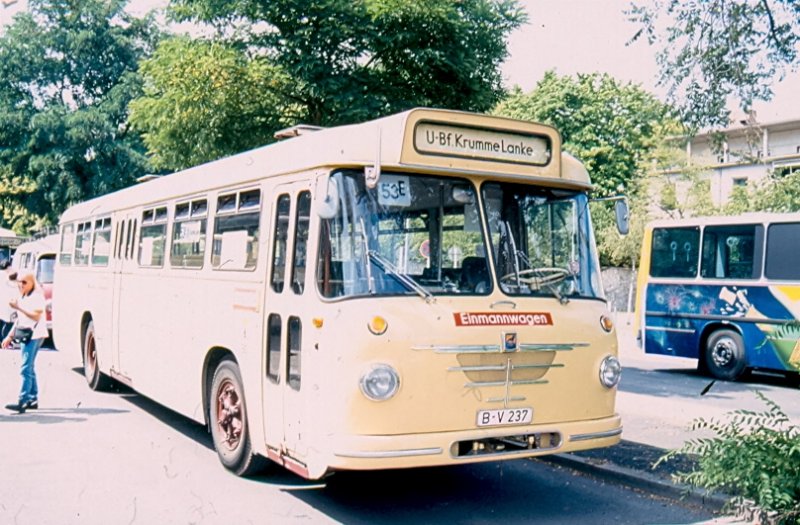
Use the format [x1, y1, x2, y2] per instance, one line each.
[414, 122, 550, 165]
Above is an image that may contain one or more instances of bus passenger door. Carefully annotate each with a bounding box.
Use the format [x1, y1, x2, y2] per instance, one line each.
[110, 213, 136, 378]
[262, 181, 314, 469]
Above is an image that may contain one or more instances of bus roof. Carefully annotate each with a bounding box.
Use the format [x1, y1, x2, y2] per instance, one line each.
[60, 108, 591, 223]
[646, 212, 800, 230]
[13, 234, 59, 257]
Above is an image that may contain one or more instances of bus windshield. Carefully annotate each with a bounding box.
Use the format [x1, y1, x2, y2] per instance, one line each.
[482, 182, 602, 300]
[317, 170, 488, 299]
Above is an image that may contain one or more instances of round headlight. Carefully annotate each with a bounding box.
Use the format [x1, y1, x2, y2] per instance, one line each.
[599, 355, 622, 388]
[359, 364, 400, 401]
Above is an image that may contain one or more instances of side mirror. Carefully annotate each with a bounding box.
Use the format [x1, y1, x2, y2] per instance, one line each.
[315, 175, 340, 219]
[614, 199, 629, 236]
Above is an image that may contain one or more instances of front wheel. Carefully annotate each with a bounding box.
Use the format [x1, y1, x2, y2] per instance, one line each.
[704, 329, 747, 381]
[209, 359, 266, 476]
[83, 321, 111, 391]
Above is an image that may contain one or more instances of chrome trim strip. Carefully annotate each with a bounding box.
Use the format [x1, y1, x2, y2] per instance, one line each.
[512, 363, 565, 370]
[334, 447, 443, 459]
[465, 379, 548, 388]
[645, 325, 695, 334]
[449, 364, 507, 372]
[487, 395, 527, 403]
[414, 342, 588, 354]
[570, 427, 623, 442]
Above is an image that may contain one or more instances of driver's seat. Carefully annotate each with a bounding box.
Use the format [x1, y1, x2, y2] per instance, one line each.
[459, 257, 490, 293]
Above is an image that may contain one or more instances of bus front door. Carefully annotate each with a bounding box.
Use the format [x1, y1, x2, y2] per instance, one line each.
[262, 182, 314, 474]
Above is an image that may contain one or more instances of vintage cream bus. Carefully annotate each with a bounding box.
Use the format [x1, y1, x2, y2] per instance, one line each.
[53, 108, 623, 479]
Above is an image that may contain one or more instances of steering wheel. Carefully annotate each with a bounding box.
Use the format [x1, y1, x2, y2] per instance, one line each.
[500, 267, 570, 288]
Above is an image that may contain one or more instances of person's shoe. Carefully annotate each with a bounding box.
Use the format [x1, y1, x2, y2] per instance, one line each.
[5, 402, 26, 414]
[23, 400, 37, 410]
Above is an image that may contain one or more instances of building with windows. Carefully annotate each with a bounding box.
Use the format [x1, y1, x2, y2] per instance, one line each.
[664, 115, 800, 207]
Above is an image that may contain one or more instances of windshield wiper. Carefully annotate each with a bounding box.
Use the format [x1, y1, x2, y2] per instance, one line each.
[367, 250, 434, 302]
[358, 217, 433, 302]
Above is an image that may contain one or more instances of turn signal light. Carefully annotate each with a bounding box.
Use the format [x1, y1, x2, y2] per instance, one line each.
[600, 315, 614, 333]
[367, 316, 388, 335]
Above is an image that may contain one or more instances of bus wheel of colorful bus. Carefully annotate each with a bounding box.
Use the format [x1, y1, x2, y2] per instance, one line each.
[500, 267, 569, 288]
[209, 359, 264, 476]
[704, 329, 747, 381]
[82, 321, 111, 391]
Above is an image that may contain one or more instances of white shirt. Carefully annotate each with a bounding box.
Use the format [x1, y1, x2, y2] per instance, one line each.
[15, 287, 48, 340]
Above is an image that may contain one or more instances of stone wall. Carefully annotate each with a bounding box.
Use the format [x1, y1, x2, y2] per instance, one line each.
[601, 267, 637, 312]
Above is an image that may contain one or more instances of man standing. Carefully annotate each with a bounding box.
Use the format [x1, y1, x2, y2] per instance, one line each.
[3, 272, 48, 413]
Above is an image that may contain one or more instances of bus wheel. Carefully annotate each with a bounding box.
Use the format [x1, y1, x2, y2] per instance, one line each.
[83, 321, 110, 391]
[209, 360, 265, 476]
[704, 329, 747, 381]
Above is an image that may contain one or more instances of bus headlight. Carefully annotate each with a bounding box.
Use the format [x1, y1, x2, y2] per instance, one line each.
[359, 364, 400, 401]
[599, 355, 621, 388]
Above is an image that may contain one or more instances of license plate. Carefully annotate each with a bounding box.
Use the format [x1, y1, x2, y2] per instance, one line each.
[476, 407, 533, 427]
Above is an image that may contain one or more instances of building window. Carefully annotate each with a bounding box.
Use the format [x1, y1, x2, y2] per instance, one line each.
[732, 177, 747, 187]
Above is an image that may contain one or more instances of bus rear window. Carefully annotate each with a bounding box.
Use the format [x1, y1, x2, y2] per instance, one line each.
[650, 227, 700, 278]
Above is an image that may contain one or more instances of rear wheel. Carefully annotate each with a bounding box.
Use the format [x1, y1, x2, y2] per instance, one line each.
[209, 359, 266, 476]
[704, 329, 747, 381]
[83, 321, 111, 391]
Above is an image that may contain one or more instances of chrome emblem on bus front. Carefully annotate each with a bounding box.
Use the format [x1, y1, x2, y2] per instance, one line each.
[502, 332, 519, 353]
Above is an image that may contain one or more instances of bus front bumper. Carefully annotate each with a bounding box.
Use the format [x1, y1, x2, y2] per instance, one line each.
[327, 414, 622, 472]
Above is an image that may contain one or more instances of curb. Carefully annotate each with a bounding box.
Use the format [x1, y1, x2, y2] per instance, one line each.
[538, 452, 730, 512]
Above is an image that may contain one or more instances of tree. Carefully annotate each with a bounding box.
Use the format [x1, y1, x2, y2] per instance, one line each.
[165, 0, 526, 128]
[494, 72, 675, 198]
[629, 0, 800, 131]
[0, 0, 160, 229]
[130, 37, 296, 171]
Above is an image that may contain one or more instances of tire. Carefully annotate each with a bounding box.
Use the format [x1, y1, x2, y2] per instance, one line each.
[704, 329, 747, 381]
[83, 321, 111, 391]
[209, 359, 266, 476]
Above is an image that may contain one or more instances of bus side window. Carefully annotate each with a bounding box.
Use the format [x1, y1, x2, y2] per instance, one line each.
[171, 199, 207, 269]
[129, 219, 138, 260]
[291, 192, 311, 294]
[92, 217, 112, 266]
[117, 220, 126, 260]
[650, 227, 700, 278]
[287, 316, 301, 390]
[59, 224, 75, 265]
[270, 194, 291, 292]
[74, 221, 93, 266]
[138, 208, 167, 267]
[267, 314, 281, 382]
[700, 225, 758, 279]
[212, 190, 261, 271]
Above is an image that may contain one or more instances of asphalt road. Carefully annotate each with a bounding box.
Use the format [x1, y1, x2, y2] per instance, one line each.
[0, 344, 715, 525]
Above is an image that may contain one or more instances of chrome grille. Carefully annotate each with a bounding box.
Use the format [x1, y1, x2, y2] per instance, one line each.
[413, 342, 588, 405]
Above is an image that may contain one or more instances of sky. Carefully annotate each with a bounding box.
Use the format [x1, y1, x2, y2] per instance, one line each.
[5, 0, 800, 122]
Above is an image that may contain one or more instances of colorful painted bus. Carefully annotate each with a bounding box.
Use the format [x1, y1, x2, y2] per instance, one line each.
[636, 213, 800, 381]
[53, 108, 623, 479]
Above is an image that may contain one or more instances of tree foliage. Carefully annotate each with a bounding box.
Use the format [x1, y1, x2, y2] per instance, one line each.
[130, 37, 296, 171]
[629, 0, 800, 131]
[0, 0, 160, 230]
[166, 0, 525, 127]
[494, 72, 675, 198]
